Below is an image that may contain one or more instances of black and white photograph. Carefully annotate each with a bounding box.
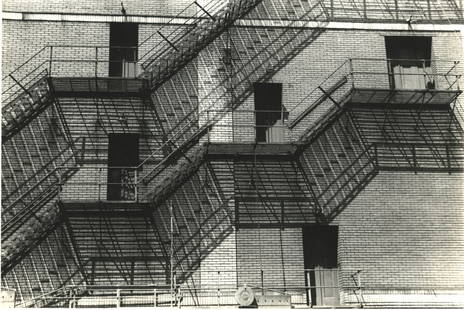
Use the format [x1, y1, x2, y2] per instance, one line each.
[1, 0, 464, 308]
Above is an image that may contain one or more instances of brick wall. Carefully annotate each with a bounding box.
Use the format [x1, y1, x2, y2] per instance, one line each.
[4, 0, 461, 22]
[2, 20, 109, 78]
[335, 171, 464, 304]
[234, 29, 463, 143]
[2, 0, 193, 16]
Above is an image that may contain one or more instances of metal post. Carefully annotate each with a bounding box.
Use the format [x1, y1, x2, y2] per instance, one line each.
[49, 46, 53, 76]
[134, 168, 138, 202]
[207, 110, 210, 143]
[257, 223, 264, 294]
[349, 58, 355, 89]
[427, 0, 431, 19]
[217, 271, 221, 307]
[422, 59, 427, 88]
[95, 47, 98, 77]
[154, 289, 157, 307]
[98, 167, 102, 201]
[170, 201, 174, 308]
[330, 0, 334, 19]
[363, 0, 367, 19]
[116, 289, 121, 308]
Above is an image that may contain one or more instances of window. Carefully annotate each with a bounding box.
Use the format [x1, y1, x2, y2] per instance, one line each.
[107, 134, 139, 201]
[109, 23, 138, 77]
[254, 83, 288, 142]
[303, 226, 339, 306]
[385, 36, 433, 89]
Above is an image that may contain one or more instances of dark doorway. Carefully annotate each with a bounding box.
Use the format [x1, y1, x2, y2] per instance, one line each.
[385, 36, 433, 89]
[254, 83, 287, 142]
[109, 23, 138, 77]
[107, 134, 139, 201]
[303, 226, 339, 306]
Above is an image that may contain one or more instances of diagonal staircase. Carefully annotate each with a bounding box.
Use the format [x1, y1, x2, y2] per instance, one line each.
[1, 100, 84, 274]
[3, 0, 464, 305]
[138, 0, 266, 90]
[297, 110, 377, 221]
[2, 74, 53, 143]
[1, 0, 265, 145]
[0, 0, 266, 280]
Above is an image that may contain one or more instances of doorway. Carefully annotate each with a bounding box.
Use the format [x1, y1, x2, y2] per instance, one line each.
[109, 23, 138, 77]
[107, 134, 139, 201]
[385, 36, 432, 89]
[303, 226, 339, 306]
[254, 83, 287, 143]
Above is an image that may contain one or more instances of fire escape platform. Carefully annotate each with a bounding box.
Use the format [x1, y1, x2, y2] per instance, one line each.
[50, 77, 150, 98]
[206, 142, 301, 159]
[60, 201, 151, 216]
[347, 88, 461, 108]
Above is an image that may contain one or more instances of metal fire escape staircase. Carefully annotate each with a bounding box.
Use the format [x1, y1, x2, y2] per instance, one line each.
[1, 0, 265, 279]
[138, 0, 266, 91]
[146, 56, 463, 233]
[2, 0, 464, 306]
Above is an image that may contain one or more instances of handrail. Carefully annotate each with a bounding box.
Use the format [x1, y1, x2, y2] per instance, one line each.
[289, 75, 348, 128]
[2, 46, 48, 81]
[290, 59, 350, 113]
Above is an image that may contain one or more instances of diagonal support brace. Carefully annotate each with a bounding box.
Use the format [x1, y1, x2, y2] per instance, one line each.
[157, 31, 179, 52]
[9, 74, 34, 100]
[194, 1, 216, 21]
[318, 86, 341, 109]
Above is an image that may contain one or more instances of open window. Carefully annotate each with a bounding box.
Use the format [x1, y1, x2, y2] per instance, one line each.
[107, 134, 139, 201]
[109, 23, 138, 77]
[303, 226, 339, 306]
[254, 83, 288, 143]
[385, 36, 433, 89]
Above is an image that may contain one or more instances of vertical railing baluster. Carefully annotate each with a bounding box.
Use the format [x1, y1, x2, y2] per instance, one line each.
[95, 47, 99, 77]
[49, 46, 53, 76]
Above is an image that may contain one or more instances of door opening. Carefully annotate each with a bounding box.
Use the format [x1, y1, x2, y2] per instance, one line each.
[385, 36, 433, 89]
[254, 83, 287, 143]
[109, 23, 138, 77]
[107, 134, 139, 201]
[303, 225, 339, 306]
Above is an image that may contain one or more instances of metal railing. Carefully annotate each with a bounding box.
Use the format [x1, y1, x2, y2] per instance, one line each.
[10, 267, 464, 308]
[39, 58, 462, 204]
[203, 109, 292, 143]
[349, 58, 462, 91]
[60, 165, 138, 202]
[2, 0, 260, 104]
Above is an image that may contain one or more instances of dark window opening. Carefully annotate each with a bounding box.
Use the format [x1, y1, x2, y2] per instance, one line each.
[107, 134, 139, 201]
[303, 226, 339, 306]
[385, 36, 433, 89]
[109, 23, 138, 77]
[254, 83, 288, 143]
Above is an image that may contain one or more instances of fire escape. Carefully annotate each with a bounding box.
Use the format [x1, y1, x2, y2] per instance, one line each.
[2, 0, 464, 307]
